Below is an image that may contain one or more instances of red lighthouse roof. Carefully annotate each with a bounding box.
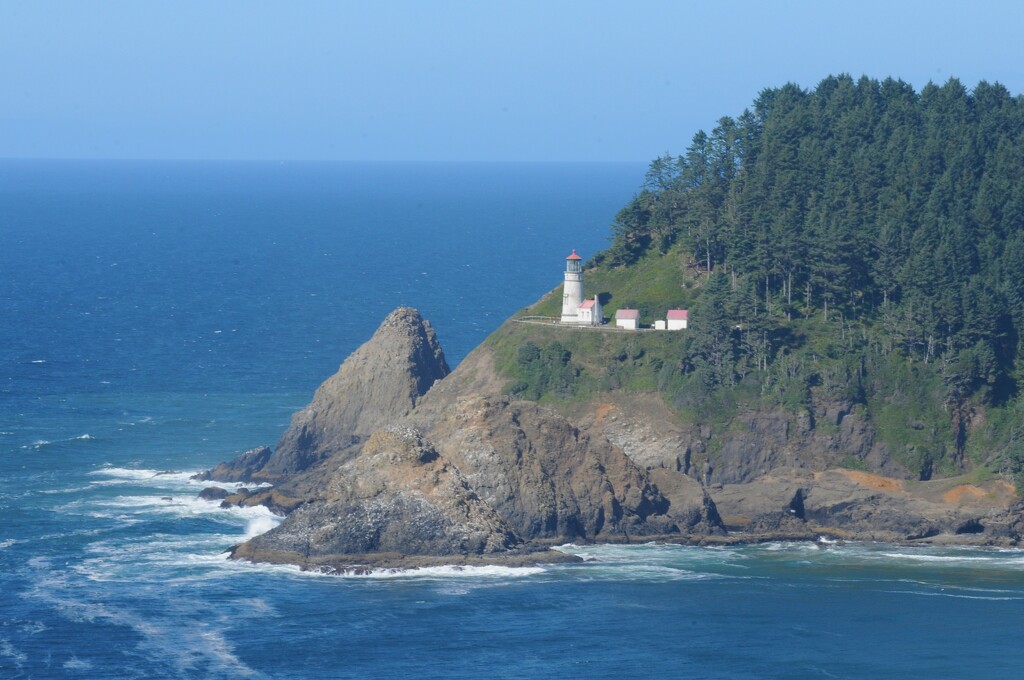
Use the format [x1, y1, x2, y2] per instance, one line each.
[566, 249, 582, 261]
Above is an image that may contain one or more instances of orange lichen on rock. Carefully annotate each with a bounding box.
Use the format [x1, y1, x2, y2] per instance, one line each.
[593, 403, 615, 424]
[833, 469, 906, 493]
[941, 480, 1017, 507]
[942, 484, 986, 504]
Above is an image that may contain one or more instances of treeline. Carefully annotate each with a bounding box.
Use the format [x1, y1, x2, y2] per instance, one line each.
[599, 75, 1024, 406]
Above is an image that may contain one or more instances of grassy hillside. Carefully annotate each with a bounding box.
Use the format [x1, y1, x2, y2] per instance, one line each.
[492, 250, 958, 479]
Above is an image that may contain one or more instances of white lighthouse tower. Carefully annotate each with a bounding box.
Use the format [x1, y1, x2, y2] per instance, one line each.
[560, 249, 584, 323]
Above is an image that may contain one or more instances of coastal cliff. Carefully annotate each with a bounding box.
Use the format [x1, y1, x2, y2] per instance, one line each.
[201, 307, 1021, 572]
[201, 307, 723, 570]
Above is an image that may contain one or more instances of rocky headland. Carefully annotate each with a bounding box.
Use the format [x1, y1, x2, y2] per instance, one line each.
[198, 307, 1024, 572]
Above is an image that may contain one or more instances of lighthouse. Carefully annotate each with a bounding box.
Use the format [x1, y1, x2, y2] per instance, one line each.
[560, 250, 584, 323]
[559, 249, 602, 325]
[560, 248, 591, 324]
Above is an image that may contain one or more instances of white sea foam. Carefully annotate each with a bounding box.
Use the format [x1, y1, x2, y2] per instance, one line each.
[77, 526, 544, 584]
[88, 466, 272, 494]
[244, 515, 282, 539]
[550, 543, 740, 582]
[77, 536, 246, 582]
[557, 541, 742, 565]
[23, 557, 260, 677]
[90, 466, 189, 480]
[118, 416, 155, 426]
[878, 551, 1024, 569]
[88, 467, 199, 487]
[90, 494, 223, 514]
[579, 563, 718, 582]
[884, 588, 1022, 601]
[0, 539, 16, 549]
[335, 564, 548, 580]
[881, 552, 997, 563]
[30, 359, 45, 364]
[187, 478, 274, 491]
[38, 486, 91, 495]
[86, 494, 282, 528]
[0, 638, 27, 666]
[18, 621, 46, 635]
[63, 657, 93, 671]
[200, 554, 553, 582]
[19, 434, 97, 450]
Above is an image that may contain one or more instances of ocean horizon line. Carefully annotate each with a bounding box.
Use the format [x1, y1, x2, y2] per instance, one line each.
[0, 156, 650, 166]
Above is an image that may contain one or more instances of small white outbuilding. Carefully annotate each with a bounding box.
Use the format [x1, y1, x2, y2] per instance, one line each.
[615, 308, 639, 330]
[667, 309, 688, 330]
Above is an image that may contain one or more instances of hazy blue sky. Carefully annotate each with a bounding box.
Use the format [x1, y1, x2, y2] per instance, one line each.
[3, 1, 1023, 162]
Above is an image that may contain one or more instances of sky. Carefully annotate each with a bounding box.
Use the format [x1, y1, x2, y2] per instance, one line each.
[3, 0, 1024, 162]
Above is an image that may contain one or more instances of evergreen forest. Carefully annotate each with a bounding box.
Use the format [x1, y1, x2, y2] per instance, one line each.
[500, 75, 1024, 483]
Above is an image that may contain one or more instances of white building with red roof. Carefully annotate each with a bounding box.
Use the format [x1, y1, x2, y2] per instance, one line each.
[577, 296, 602, 325]
[666, 309, 689, 330]
[615, 308, 640, 330]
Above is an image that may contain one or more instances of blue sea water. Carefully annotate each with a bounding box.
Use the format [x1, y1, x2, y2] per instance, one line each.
[2, 160, 1024, 679]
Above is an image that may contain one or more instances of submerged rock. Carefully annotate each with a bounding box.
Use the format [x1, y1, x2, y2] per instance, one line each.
[197, 486, 231, 501]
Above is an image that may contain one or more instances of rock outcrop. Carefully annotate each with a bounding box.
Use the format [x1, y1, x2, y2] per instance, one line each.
[266, 307, 449, 479]
[192, 446, 273, 484]
[200, 307, 450, 485]
[231, 426, 569, 570]
[711, 467, 1020, 543]
[417, 394, 681, 542]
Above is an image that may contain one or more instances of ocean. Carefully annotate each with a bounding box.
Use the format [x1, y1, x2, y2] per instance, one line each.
[1, 160, 1023, 679]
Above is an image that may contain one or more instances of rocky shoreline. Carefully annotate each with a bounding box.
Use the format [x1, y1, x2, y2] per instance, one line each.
[227, 541, 584, 574]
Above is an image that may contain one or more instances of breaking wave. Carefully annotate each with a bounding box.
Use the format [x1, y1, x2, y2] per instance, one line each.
[327, 564, 548, 580]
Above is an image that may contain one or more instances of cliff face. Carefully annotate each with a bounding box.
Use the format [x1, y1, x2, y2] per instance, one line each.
[582, 394, 904, 485]
[416, 394, 676, 541]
